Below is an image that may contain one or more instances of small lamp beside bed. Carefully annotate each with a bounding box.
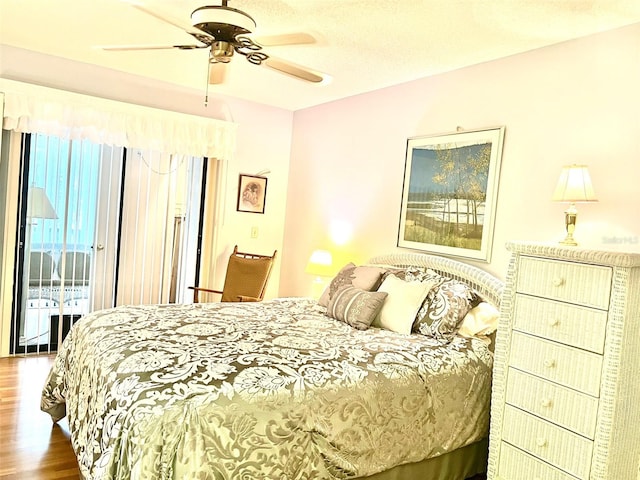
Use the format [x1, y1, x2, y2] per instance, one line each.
[305, 249, 334, 298]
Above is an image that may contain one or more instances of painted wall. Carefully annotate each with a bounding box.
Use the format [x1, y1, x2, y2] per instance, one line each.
[281, 23, 640, 296]
[0, 45, 293, 300]
[2, 23, 640, 304]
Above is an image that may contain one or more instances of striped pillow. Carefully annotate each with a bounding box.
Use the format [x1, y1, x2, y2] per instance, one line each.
[326, 285, 388, 330]
[318, 263, 386, 307]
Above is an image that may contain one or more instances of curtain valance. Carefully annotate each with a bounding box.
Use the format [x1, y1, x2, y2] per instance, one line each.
[0, 79, 237, 160]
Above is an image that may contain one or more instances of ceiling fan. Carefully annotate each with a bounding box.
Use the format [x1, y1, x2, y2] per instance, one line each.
[99, 0, 327, 85]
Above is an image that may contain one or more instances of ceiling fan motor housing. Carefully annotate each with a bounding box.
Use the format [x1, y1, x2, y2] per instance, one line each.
[191, 6, 256, 40]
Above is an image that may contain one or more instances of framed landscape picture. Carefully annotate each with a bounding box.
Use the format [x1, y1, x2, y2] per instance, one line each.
[398, 126, 505, 262]
[237, 174, 268, 214]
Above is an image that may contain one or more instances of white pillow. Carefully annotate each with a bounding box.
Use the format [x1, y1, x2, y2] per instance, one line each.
[372, 275, 435, 335]
[458, 301, 500, 338]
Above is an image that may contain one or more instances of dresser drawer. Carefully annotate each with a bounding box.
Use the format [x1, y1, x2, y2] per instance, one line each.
[509, 332, 603, 396]
[498, 442, 579, 480]
[505, 368, 599, 439]
[513, 294, 608, 354]
[502, 405, 593, 479]
[516, 256, 612, 309]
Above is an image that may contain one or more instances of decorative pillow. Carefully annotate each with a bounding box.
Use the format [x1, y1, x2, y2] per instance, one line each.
[382, 266, 445, 284]
[380, 265, 424, 282]
[326, 285, 388, 330]
[413, 273, 478, 340]
[379, 266, 410, 281]
[458, 301, 500, 338]
[372, 275, 436, 335]
[318, 262, 386, 307]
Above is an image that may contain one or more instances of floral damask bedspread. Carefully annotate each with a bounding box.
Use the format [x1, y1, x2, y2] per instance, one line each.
[41, 298, 493, 480]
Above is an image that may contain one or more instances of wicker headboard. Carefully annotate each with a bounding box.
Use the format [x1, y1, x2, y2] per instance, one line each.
[368, 252, 505, 308]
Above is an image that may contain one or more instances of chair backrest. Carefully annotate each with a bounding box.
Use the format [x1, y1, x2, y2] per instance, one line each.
[29, 251, 55, 286]
[220, 245, 277, 302]
[57, 251, 91, 286]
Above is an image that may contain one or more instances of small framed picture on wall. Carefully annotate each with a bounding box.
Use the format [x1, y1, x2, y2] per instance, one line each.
[237, 174, 268, 214]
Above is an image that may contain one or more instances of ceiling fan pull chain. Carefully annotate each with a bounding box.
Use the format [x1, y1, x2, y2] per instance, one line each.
[204, 62, 211, 107]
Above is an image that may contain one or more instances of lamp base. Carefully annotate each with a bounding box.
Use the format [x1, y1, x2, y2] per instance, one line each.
[560, 204, 578, 247]
[560, 236, 578, 246]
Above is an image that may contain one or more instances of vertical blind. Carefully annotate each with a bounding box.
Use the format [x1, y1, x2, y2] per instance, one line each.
[117, 149, 204, 306]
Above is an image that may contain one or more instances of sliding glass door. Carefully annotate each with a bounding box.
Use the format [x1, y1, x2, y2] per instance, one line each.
[11, 133, 206, 354]
[14, 133, 123, 353]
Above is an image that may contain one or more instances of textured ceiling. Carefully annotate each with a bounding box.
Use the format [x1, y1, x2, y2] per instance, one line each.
[1, 0, 639, 110]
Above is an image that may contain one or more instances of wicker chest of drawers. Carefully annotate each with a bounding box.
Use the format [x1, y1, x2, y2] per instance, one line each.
[487, 241, 640, 480]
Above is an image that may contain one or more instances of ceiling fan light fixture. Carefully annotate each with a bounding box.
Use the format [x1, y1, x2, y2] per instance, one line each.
[191, 6, 256, 38]
[211, 41, 234, 62]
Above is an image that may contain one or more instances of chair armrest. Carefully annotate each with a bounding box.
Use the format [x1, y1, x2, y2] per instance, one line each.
[237, 295, 261, 302]
[188, 286, 223, 294]
[188, 286, 223, 303]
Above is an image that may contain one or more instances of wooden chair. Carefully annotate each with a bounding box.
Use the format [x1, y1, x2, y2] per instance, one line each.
[189, 245, 277, 303]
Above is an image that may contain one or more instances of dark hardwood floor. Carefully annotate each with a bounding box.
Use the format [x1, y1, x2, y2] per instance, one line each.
[0, 354, 80, 479]
[0, 354, 487, 480]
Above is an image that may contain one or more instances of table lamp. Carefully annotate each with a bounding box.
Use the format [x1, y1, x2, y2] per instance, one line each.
[305, 249, 333, 298]
[552, 164, 597, 246]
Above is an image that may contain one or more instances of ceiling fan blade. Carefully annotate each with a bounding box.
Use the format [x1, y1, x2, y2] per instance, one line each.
[97, 44, 202, 51]
[252, 32, 316, 47]
[125, 1, 213, 40]
[263, 57, 327, 83]
[208, 63, 228, 84]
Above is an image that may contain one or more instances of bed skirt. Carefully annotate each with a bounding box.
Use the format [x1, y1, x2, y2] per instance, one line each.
[360, 438, 488, 480]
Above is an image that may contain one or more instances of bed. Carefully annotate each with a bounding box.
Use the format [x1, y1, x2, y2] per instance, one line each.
[41, 252, 504, 480]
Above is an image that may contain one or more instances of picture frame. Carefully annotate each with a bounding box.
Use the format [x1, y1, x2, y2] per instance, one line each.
[398, 126, 505, 262]
[237, 174, 268, 214]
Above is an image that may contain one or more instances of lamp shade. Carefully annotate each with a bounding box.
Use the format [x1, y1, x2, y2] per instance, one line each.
[305, 249, 334, 277]
[552, 165, 597, 203]
[27, 186, 58, 219]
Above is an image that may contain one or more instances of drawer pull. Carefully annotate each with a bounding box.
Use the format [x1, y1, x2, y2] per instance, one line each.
[552, 277, 565, 287]
[536, 437, 548, 448]
[544, 359, 557, 368]
[541, 397, 553, 408]
[547, 317, 560, 327]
